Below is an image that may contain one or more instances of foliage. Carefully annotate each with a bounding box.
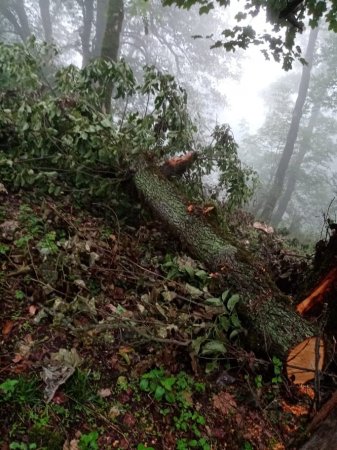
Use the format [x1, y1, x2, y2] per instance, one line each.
[162, 0, 337, 69]
[192, 289, 244, 364]
[0, 39, 254, 214]
[0, 377, 41, 405]
[139, 369, 209, 449]
[79, 431, 99, 450]
[195, 124, 258, 210]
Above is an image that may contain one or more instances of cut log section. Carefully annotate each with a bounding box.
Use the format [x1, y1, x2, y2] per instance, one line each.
[286, 336, 325, 384]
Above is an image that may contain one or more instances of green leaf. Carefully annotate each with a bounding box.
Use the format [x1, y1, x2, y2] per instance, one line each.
[230, 312, 241, 328]
[165, 391, 176, 403]
[205, 297, 222, 306]
[199, 3, 214, 14]
[0, 379, 19, 394]
[191, 336, 206, 355]
[227, 294, 240, 312]
[221, 290, 230, 301]
[139, 379, 149, 391]
[201, 340, 227, 356]
[161, 377, 176, 391]
[154, 385, 166, 401]
[218, 315, 230, 332]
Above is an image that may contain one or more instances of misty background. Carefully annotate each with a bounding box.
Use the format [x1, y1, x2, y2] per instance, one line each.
[1, 0, 336, 239]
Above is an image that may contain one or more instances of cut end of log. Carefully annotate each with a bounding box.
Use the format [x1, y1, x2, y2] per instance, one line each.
[286, 337, 325, 384]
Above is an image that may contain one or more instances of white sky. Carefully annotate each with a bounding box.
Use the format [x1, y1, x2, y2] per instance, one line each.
[220, 48, 283, 136]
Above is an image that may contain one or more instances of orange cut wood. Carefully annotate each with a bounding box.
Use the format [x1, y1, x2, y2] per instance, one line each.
[286, 336, 325, 384]
[296, 267, 337, 315]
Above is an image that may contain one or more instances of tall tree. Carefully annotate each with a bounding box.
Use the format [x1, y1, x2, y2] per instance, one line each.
[101, 0, 124, 112]
[260, 26, 319, 223]
[271, 102, 320, 226]
[93, 0, 109, 58]
[38, 0, 53, 43]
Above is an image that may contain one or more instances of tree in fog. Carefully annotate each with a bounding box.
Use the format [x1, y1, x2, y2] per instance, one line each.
[242, 29, 337, 233]
[260, 26, 319, 223]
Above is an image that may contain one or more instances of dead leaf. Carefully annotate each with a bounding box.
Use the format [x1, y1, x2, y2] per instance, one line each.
[213, 391, 237, 416]
[123, 412, 136, 427]
[203, 205, 215, 215]
[41, 348, 82, 402]
[28, 305, 38, 316]
[12, 354, 24, 363]
[253, 221, 274, 234]
[98, 388, 112, 398]
[0, 220, 19, 241]
[2, 320, 14, 336]
[63, 439, 80, 450]
[52, 391, 67, 404]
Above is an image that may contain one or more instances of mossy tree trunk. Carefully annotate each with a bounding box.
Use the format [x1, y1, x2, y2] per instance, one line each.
[134, 168, 317, 362]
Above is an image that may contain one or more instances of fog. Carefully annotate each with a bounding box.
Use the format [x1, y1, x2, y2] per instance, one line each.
[1, 0, 336, 239]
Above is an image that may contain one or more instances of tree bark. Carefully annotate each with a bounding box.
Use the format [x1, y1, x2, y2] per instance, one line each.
[134, 167, 317, 359]
[79, 0, 94, 67]
[101, 0, 124, 113]
[272, 102, 321, 226]
[38, 0, 53, 44]
[260, 26, 319, 224]
[93, 0, 109, 58]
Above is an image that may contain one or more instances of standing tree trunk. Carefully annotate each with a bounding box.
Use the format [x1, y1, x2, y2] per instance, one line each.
[79, 0, 95, 67]
[272, 103, 321, 226]
[38, 0, 53, 43]
[93, 0, 109, 58]
[260, 27, 319, 224]
[101, 0, 124, 113]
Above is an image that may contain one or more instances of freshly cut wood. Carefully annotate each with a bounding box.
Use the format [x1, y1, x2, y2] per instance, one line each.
[286, 336, 325, 384]
[296, 267, 337, 315]
[160, 151, 197, 177]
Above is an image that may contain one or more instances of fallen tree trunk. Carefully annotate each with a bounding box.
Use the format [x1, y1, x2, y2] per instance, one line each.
[134, 168, 321, 377]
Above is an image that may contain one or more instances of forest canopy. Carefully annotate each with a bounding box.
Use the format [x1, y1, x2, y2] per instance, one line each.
[163, 0, 337, 68]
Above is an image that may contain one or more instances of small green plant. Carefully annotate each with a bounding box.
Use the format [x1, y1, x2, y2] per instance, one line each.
[37, 231, 59, 256]
[161, 255, 209, 285]
[139, 369, 208, 449]
[177, 437, 210, 450]
[63, 369, 101, 405]
[15, 290, 25, 300]
[254, 375, 263, 389]
[192, 290, 244, 362]
[9, 443, 37, 450]
[140, 368, 176, 403]
[79, 431, 99, 450]
[0, 376, 41, 405]
[271, 356, 283, 385]
[137, 445, 155, 450]
[18, 205, 43, 237]
[14, 235, 33, 249]
[0, 243, 9, 255]
[0, 379, 19, 399]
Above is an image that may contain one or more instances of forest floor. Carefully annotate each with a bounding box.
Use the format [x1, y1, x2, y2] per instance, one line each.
[0, 192, 317, 450]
